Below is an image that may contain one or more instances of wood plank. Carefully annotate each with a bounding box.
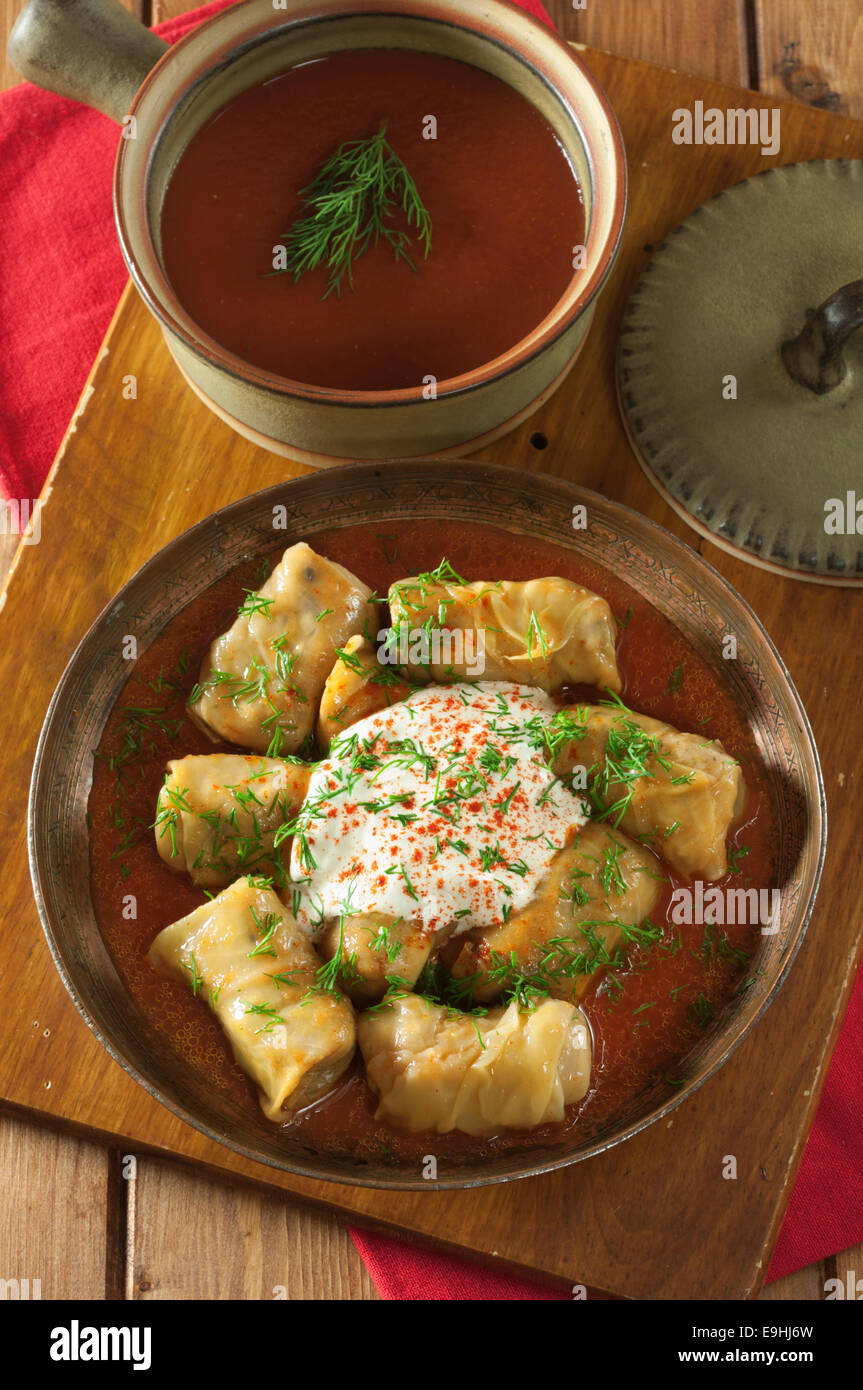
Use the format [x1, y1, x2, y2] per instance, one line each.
[1, 47, 862, 1303]
[760, 1261, 827, 1302]
[129, 1157, 378, 1299]
[0, 1109, 110, 1298]
[762, 1240, 863, 1300]
[1, 0, 146, 94]
[0, 532, 17, 592]
[831, 1244, 863, 1301]
[754, 1, 863, 119]
[548, 0, 749, 85]
[150, 0, 189, 21]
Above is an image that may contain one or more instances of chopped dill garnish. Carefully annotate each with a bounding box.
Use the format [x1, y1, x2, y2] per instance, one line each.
[272, 123, 432, 299]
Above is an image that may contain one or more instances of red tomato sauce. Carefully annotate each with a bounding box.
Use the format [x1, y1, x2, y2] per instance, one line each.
[89, 520, 774, 1165]
[159, 50, 585, 390]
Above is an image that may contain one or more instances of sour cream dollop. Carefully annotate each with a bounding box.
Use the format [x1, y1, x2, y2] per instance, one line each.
[289, 682, 587, 937]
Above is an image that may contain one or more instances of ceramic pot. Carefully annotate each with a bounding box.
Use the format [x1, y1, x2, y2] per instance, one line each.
[9, 0, 627, 464]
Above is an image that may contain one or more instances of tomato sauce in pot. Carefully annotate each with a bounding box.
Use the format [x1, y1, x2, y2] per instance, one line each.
[159, 49, 585, 390]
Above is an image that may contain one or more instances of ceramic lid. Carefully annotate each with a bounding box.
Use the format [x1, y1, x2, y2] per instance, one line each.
[617, 159, 863, 585]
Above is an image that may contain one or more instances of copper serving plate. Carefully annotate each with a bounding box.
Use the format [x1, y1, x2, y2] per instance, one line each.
[28, 461, 826, 1189]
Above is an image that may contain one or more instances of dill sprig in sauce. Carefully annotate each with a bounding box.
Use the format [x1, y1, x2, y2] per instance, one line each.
[272, 122, 432, 299]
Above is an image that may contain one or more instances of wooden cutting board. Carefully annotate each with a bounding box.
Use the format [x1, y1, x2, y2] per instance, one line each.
[3, 46, 861, 1301]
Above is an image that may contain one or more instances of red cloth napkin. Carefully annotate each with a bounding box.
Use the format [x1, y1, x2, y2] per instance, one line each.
[2, 0, 860, 1298]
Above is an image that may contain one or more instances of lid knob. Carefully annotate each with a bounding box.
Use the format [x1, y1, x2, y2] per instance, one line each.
[781, 280, 863, 395]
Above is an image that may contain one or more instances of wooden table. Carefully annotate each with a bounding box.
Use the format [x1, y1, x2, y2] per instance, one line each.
[1, 0, 861, 1301]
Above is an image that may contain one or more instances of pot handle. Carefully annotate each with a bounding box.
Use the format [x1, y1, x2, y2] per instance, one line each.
[8, 0, 169, 124]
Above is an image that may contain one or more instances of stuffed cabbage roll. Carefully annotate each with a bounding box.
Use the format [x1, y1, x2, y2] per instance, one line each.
[319, 911, 453, 1005]
[447, 822, 662, 1003]
[316, 636, 413, 751]
[148, 878, 355, 1119]
[552, 705, 744, 880]
[154, 753, 311, 889]
[188, 542, 372, 755]
[387, 569, 621, 692]
[359, 994, 591, 1135]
